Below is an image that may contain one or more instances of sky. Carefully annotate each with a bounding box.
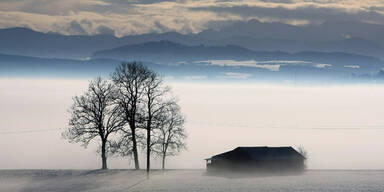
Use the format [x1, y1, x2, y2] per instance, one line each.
[1, 78, 384, 170]
[0, 0, 384, 36]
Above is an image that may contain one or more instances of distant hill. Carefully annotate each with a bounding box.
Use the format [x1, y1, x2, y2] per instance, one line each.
[93, 41, 260, 62]
[0, 28, 120, 59]
[198, 20, 384, 43]
[0, 53, 121, 77]
[0, 28, 202, 59]
[1, 52, 383, 81]
[1, 19, 384, 59]
[197, 20, 384, 57]
[92, 41, 383, 72]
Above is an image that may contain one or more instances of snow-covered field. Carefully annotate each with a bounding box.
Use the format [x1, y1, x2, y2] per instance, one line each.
[0, 170, 383, 192]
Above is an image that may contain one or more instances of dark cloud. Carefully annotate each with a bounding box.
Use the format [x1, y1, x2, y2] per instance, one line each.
[190, 4, 384, 24]
[200, 19, 240, 30]
[257, 0, 296, 3]
[153, 21, 172, 33]
[96, 25, 115, 35]
[100, 0, 185, 5]
[2, 0, 384, 35]
[0, 0, 92, 15]
[80, 19, 93, 28]
[67, 21, 88, 35]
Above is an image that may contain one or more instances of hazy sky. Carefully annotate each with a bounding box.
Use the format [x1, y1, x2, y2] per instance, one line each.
[1, 78, 384, 170]
[0, 0, 384, 36]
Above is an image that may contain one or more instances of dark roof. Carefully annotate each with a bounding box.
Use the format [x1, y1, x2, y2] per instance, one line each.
[208, 146, 305, 161]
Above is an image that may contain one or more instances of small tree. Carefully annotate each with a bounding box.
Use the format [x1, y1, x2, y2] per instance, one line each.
[297, 145, 308, 169]
[297, 146, 308, 159]
[153, 101, 186, 170]
[63, 77, 124, 169]
[142, 72, 171, 177]
[111, 62, 151, 170]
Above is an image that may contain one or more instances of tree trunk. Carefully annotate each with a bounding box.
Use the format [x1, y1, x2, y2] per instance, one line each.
[162, 153, 166, 170]
[146, 126, 150, 179]
[101, 140, 107, 170]
[131, 127, 140, 170]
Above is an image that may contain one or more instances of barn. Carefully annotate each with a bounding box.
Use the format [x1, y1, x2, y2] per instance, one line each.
[205, 146, 306, 173]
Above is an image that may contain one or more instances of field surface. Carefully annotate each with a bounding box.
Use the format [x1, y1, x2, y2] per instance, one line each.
[0, 170, 383, 192]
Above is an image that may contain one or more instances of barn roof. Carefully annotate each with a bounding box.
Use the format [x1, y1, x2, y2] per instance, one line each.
[207, 146, 305, 161]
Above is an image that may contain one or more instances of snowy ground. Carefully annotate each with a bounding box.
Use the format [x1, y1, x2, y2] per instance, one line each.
[0, 169, 383, 192]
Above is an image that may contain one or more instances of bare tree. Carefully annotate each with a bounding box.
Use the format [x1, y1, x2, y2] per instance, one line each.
[111, 62, 151, 170]
[297, 146, 308, 159]
[297, 145, 308, 169]
[153, 101, 187, 170]
[63, 77, 124, 170]
[142, 72, 171, 177]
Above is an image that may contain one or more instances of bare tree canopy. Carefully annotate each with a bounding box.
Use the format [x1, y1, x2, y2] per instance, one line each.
[63, 77, 124, 169]
[153, 101, 187, 170]
[110, 62, 152, 170]
[62, 63, 187, 171]
[110, 62, 187, 175]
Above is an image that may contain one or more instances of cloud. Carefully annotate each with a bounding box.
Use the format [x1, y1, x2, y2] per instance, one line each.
[96, 25, 115, 35]
[0, 0, 226, 36]
[0, 0, 109, 15]
[153, 21, 172, 33]
[67, 21, 88, 35]
[183, 75, 207, 80]
[0, 0, 384, 35]
[205, 60, 281, 71]
[217, 72, 252, 79]
[100, 0, 186, 5]
[205, 59, 334, 71]
[189, 2, 384, 24]
[344, 65, 360, 69]
[314, 63, 332, 68]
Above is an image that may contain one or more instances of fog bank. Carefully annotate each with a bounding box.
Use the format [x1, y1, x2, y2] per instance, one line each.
[0, 78, 383, 169]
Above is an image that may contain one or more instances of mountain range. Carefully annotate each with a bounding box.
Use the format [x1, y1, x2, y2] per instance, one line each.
[1, 19, 384, 59]
[1, 43, 383, 81]
[93, 40, 382, 72]
[1, 19, 384, 82]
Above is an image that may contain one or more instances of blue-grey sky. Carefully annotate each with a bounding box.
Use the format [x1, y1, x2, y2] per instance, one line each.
[0, 0, 383, 36]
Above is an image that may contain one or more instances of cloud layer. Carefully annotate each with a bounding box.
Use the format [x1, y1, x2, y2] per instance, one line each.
[0, 0, 384, 36]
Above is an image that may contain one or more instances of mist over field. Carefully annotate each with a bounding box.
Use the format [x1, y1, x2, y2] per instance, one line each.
[2, 169, 384, 192]
[1, 78, 383, 170]
[2, 0, 384, 191]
